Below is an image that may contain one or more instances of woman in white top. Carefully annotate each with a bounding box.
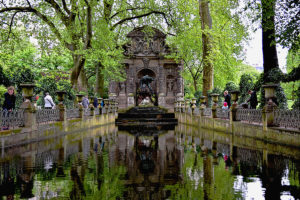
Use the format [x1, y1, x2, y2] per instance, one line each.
[44, 92, 55, 109]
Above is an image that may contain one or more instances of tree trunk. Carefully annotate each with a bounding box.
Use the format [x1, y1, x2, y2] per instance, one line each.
[199, 0, 214, 100]
[262, 0, 279, 81]
[193, 77, 198, 92]
[95, 62, 105, 97]
[70, 54, 88, 92]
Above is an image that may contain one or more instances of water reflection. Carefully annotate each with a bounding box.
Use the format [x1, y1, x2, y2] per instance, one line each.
[0, 124, 299, 199]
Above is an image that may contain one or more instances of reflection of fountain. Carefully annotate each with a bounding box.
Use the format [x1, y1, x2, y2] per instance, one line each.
[115, 130, 181, 199]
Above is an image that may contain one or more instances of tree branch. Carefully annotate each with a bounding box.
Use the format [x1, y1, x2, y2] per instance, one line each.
[112, 11, 170, 29]
[0, 6, 68, 48]
[110, 7, 146, 20]
[44, 0, 69, 26]
[61, 0, 70, 14]
[5, 11, 20, 42]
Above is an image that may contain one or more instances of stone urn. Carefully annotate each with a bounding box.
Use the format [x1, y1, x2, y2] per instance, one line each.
[20, 83, 36, 101]
[76, 94, 84, 103]
[262, 84, 278, 102]
[56, 91, 66, 102]
[191, 98, 197, 110]
[104, 99, 109, 108]
[210, 93, 219, 105]
[230, 90, 239, 103]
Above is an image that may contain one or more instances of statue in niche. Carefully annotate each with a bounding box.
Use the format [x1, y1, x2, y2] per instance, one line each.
[140, 75, 154, 94]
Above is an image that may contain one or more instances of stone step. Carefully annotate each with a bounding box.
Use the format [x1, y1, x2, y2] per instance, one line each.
[118, 113, 175, 119]
[116, 118, 178, 124]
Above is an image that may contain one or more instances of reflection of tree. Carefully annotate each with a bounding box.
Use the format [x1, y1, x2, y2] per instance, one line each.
[165, 149, 241, 200]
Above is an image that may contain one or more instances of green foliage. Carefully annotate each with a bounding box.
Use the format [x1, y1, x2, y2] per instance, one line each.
[0, 85, 6, 107]
[238, 74, 256, 104]
[292, 86, 300, 109]
[0, 65, 9, 86]
[224, 81, 239, 92]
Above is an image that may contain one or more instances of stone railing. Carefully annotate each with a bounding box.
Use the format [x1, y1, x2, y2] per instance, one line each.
[274, 109, 300, 130]
[36, 109, 60, 124]
[66, 108, 80, 119]
[0, 85, 117, 132]
[0, 109, 25, 129]
[203, 108, 212, 117]
[236, 109, 262, 124]
[216, 108, 230, 120]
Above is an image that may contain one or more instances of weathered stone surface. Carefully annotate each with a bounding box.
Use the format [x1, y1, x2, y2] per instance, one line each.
[109, 26, 183, 110]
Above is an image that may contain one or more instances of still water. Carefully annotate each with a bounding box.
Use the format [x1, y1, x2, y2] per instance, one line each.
[0, 124, 299, 200]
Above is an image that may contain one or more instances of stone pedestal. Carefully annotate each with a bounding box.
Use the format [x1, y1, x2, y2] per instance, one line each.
[20, 101, 37, 131]
[127, 93, 134, 107]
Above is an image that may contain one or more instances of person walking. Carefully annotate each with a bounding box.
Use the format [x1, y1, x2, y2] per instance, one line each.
[247, 90, 258, 109]
[2, 86, 16, 130]
[224, 90, 231, 108]
[93, 97, 98, 108]
[44, 92, 55, 109]
[82, 95, 89, 109]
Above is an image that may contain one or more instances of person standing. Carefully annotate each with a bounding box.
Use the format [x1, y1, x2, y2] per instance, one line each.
[2, 86, 16, 130]
[2, 86, 16, 112]
[82, 95, 89, 109]
[247, 90, 258, 109]
[44, 92, 55, 109]
[224, 90, 231, 108]
[93, 97, 98, 108]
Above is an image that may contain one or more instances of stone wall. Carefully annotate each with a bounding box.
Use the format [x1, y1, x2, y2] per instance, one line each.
[0, 113, 116, 149]
[176, 112, 300, 147]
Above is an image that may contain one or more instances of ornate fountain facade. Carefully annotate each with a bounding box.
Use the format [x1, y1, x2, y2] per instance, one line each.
[109, 26, 184, 110]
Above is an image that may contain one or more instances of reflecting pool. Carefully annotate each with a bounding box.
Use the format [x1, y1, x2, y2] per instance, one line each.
[0, 124, 299, 199]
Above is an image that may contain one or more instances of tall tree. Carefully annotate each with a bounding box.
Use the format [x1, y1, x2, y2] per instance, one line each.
[199, 0, 213, 99]
[261, 0, 279, 80]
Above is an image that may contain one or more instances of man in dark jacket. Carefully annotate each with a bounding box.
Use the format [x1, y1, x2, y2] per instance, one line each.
[247, 90, 258, 109]
[2, 86, 16, 111]
[224, 90, 231, 108]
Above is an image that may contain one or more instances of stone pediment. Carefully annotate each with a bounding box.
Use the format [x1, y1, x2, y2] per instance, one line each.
[127, 26, 166, 38]
[124, 26, 170, 56]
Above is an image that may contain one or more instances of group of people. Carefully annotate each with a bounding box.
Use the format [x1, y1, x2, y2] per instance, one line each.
[81, 95, 104, 109]
[221, 90, 258, 110]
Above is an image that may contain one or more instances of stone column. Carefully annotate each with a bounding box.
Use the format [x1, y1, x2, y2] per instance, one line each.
[19, 83, 37, 131]
[262, 84, 278, 131]
[211, 93, 219, 118]
[56, 91, 66, 121]
[76, 94, 84, 118]
[230, 90, 240, 123]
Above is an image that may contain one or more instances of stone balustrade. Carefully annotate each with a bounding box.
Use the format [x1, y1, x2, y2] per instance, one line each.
[0, 84, 117, 132]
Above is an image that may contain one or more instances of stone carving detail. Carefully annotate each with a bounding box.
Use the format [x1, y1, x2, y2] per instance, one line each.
[142, 58, 150, 68]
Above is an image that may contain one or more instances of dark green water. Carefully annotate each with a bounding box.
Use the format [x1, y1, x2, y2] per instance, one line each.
[0, 124, 299, 200]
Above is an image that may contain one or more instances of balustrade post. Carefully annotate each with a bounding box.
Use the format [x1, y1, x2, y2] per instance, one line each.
[211, 93, 219, 118]
[199, 96, 206, 116]
[230, 91, 240, 123]
[262, 84, 278, 131]
[20, 83, 37, 131]
[97, 98, 102, 115]
[89, 96, 95, 116]
[56, 91, 66, 121]
[104, 99, 109, 113]
[191, 98, 197, 114]
[76, 94, 84, 118]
